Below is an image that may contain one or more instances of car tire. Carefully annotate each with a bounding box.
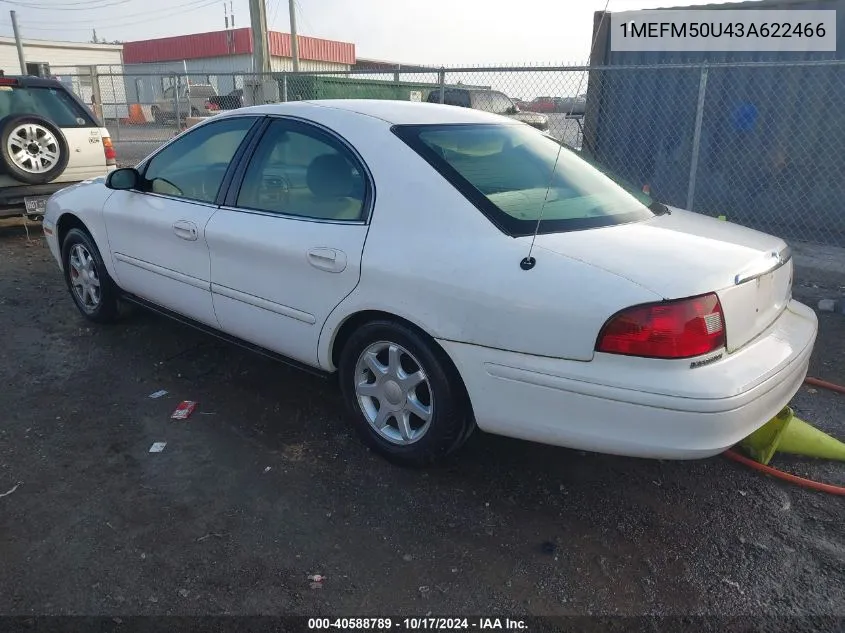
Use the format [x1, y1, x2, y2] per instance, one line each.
[151, 106, 164, 124]
[61, 228, 120, 324]
[0, 114, 69, 185]
[339, 320, 475, 466]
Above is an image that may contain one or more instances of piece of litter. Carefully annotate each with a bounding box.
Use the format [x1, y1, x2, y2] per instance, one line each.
[721, 577, 743, 594]
[308, 573, 324, 589]
[0, 482, 21, 498]
[402, 554, 413, 562]
[739, 490, 747, 497]
[196, 532, 223, 542]
[106, 522, 116, 530]
[149, 442, 167, 453]
[807, 388, 818, 394]
[419, 586, 430, 595]
[171, 401, 198, 420]
[140, 553, 146, 560]
[148, 390, 168, 399]
[178, 589, 189, 598]
[818, 299, 837, 313]
[263, 466, 272, 473]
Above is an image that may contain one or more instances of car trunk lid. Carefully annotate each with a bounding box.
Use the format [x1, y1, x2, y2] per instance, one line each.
[526, 208, 793, 353]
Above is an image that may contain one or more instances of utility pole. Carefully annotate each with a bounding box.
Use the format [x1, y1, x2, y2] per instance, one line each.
[288, 0, 300, 72]
[10, 11, 26, 75]
[248, 0, 271, 74]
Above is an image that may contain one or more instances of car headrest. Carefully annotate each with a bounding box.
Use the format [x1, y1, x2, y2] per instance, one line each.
[306, 154, 354, 198]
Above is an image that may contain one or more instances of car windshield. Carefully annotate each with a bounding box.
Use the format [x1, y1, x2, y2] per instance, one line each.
[394, 123, 654, 236]
[0, 85, 94, 127]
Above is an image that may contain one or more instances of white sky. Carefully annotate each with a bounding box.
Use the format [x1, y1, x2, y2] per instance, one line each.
[1, 0, 739, 64]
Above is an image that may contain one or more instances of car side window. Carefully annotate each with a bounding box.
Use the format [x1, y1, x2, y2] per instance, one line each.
[490, 92, 514, 114]
[236, 119, 367, 222]
[142, 116, 256, 204]
[472, 92, 495, 112]
[439, 90, 470, 108]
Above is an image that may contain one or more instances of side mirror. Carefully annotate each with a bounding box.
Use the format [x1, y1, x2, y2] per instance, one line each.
[106, 167, 139, 191]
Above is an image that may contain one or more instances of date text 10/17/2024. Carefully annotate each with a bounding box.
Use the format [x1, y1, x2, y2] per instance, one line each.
[308, 618, 528, 630]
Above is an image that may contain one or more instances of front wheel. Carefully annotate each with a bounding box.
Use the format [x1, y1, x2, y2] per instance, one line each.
[339, 320, 474, 466]
[61, 228, 120, 323]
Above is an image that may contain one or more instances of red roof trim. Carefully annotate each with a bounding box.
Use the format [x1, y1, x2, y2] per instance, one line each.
[123, 28, 355, 65]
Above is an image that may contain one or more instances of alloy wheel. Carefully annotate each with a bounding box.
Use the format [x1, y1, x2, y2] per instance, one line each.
[7, 123, 60, 174]
[68, 243, 101, 311]
[354, 341, 434, 445]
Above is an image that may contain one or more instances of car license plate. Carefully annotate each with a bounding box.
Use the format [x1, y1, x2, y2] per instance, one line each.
[24, 196, 48, 215]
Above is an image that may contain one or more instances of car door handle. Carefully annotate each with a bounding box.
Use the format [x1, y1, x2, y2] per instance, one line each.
[307, 247, 347, 273]
[173, 220, 198, 241]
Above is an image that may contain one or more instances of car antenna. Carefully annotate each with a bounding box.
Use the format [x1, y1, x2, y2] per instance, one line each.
[521, 0, 612, 271]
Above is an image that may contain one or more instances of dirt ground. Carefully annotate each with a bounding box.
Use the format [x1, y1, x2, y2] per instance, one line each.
[1, 225, 843, 618]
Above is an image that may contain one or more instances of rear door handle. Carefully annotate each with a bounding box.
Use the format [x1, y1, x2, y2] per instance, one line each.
[173, 220, 198, 241]
[307, 247, 347, 273]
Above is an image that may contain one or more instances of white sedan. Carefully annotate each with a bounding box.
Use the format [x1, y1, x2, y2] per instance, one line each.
[41, 100, 818, 466]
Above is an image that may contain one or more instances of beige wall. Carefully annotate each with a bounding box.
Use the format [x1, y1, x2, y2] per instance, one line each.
[0, 37, 122, 75]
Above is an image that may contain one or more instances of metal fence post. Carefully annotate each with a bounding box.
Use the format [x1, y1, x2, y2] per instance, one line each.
[281, 73, 288, 102]
[686, 63, 709, 211]
[108, 70, 120, 141]
[173, 74, 181, 135]
[438, 67, 445, 104]
[89, 65, 103, 124]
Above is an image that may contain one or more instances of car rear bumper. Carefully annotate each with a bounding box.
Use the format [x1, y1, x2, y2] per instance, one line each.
[439, 299, 818, 459]
[0, 182, 76, 217]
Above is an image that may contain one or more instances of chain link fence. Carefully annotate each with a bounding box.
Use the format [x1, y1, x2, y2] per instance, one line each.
[50, 61, 845, 294]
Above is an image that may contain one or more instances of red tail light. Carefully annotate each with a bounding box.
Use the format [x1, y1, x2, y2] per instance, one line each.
[0, 77, 19, 86]
[205, 100, 220, 111]
[596, 293, 725, 359]
[102, 136, 117, 165]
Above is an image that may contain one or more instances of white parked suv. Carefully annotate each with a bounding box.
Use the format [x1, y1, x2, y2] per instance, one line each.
[0, 75, 116, 219]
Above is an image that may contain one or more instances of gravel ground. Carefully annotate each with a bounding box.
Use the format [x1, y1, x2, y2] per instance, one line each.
[0, 226, 843, 618]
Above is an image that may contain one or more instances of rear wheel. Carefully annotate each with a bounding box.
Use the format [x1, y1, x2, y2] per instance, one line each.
[339, 320, 474, 466]
[61, 228, 120, 323]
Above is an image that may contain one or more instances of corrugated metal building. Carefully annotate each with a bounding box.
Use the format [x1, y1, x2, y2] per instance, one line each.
[584, 0, 845, 242]
[122, 28, 355, 101]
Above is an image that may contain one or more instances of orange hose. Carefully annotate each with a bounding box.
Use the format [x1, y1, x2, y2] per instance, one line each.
[723, 449, 845, 496]
[722, 375, 845, 495]
[804, 376, 845, 395]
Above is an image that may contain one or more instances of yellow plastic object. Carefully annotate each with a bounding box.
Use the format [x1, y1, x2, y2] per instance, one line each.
[739, 406, 845, 465]
[717, 214, 727, 221]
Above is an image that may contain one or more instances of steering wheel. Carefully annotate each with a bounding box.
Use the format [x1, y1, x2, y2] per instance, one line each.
[257, 173, 292, 209]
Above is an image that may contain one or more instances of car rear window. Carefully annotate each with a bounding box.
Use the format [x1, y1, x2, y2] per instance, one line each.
[0, 85, 94, 128]
[393, 123, 654, 237]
